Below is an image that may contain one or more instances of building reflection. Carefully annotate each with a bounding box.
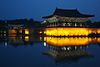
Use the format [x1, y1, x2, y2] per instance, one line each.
[1, 29, 100, 62]
[43, 37, 100, 46]
[42, 37, 100, 63]
[0, 29, 41, 47]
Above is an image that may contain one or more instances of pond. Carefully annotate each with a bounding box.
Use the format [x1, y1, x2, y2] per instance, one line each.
[0, 34, 100, 67]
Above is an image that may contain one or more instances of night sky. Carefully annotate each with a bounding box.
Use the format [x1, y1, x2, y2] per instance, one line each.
[0, 0, 100, 21]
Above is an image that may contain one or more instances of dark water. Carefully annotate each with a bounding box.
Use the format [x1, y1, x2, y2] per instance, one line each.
[0, 34, 100, 67]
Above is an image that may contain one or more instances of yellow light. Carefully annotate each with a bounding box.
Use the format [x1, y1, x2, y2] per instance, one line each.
[44, 37, 100, 46]
[19, 29, 22, 33]
[25, 29, 29, 34]
[40, 31, 42, 34]
[44, 28, 91, 36]
[25, 36, 29, 41]
[8, 30, 17, 36]
[97, 29, 100, 34]
[44, 37, 93, 46]
[97, 38, 100, 43]
[39, 37, 42, 41]
[9, 30, 16, 34]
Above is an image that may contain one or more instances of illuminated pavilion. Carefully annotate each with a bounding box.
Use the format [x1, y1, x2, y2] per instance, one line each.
[43, 8, 94, 27]
[42, 8, 95, 36]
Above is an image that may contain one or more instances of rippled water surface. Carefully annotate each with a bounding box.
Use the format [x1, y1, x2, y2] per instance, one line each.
[0, 29, 100, 67]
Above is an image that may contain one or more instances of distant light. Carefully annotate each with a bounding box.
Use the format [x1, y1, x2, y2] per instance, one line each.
[25, 36, 29, 41]
[75, 23, 77, 26]
[25, 29, 29, 34]
[4, 34, 6, 36]
[40, 31, 42, 34]
[40, 37, 42, 41]
[44, 32, 46, 34]
[42, 20, 47, 23]
[5, 42, 7, 46]
[4, 31, 6, 34]
[62, 47, 66, 50]
[75, 46, 77, 49]
[87, 46, 89, 48]
[44, 42, 46, 46]
[67, 47, 70, 50]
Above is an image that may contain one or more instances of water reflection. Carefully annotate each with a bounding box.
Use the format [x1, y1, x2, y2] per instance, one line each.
[43, 37, 100, 46]
[0, 29, 40, 47]
[42, 37, 100, 62]
[0, 29, 100, 64]
[0, 35, 40, 47]
[43, 47, 92, 63]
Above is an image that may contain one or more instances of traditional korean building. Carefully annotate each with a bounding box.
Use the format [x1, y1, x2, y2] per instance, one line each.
[42, 8, 94, 27]
[42, 8, 95, 36]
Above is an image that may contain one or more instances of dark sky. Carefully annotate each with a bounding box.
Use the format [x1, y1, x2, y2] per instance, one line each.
[0, 0, 100, 21]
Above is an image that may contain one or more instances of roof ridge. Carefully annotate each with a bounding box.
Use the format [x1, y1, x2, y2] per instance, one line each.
[42, 8, 94, 18]
[56, 8, 78, 11]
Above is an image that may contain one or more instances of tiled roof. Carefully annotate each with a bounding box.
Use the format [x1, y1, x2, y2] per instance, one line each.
[43, 8, 94, 18]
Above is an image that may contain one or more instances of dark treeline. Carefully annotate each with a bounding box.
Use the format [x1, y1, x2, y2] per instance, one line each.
[0, 18, 41, 29]
[91, 21, 100, 28]
[0, 18, 100, 29]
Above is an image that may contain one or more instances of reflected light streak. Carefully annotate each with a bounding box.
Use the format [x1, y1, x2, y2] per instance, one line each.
[25, 29, 29, 35]
[25, 36, 29, 41]
[97, 38, 100, 43]
[5, 42, 7, 46]
[97, 29, 100, 34]
[44, 37, 100, 46]
[44, 42, 47, 46]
